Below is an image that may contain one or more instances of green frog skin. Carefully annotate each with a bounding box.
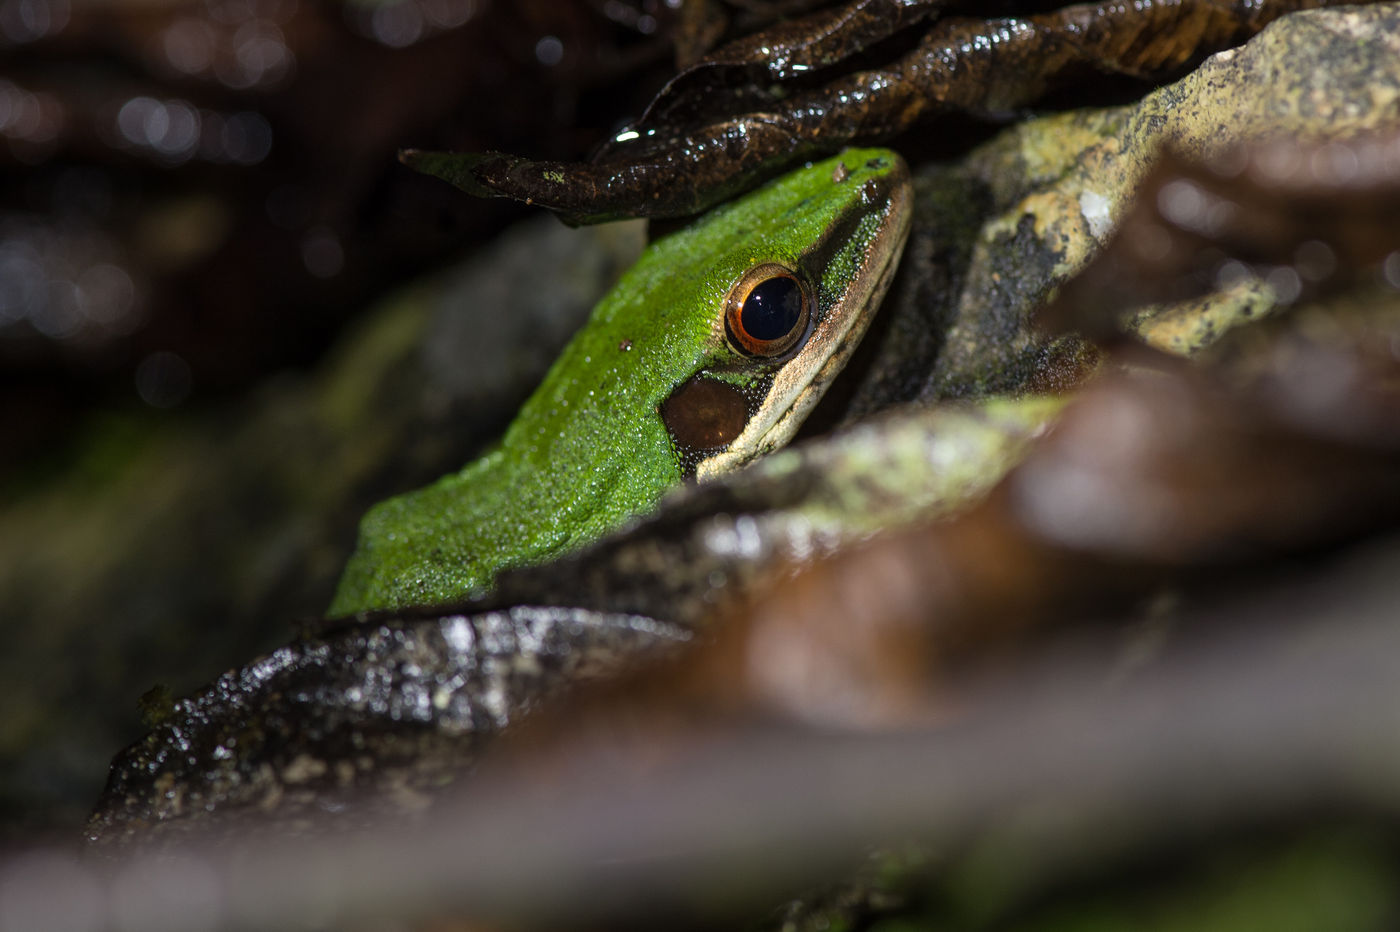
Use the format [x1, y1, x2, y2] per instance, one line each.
[329, 148, 911, 616]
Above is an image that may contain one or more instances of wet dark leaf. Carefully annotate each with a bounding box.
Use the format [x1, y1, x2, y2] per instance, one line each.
[423, 0, 1375, 223]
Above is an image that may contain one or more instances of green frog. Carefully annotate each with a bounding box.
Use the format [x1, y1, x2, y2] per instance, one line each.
[329, 148, 911, 616]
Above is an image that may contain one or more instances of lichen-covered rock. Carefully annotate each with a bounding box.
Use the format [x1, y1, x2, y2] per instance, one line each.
[847, 2, 1400, 411]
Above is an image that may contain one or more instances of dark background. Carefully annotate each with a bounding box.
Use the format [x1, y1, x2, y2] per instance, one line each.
[1, 0, 684, 476]
[0, 0, 684, 836]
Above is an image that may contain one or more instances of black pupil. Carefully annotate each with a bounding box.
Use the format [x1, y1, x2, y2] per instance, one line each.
[741, 276, 803, 342]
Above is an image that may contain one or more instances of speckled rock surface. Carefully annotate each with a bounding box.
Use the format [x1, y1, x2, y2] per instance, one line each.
[85, 606, 688, 847]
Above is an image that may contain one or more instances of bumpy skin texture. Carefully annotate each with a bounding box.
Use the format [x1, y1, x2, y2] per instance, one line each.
[329, 149, 908, 616]
[410, 0, 1372, 224]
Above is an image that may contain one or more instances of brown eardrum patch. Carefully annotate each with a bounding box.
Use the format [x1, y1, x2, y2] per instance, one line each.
[660, 376, 751, 468]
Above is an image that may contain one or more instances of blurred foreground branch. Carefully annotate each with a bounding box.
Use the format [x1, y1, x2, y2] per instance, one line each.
[7, 539, 1400, 930]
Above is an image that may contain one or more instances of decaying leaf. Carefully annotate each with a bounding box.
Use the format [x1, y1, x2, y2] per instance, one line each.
[408, 0, 1382, 223]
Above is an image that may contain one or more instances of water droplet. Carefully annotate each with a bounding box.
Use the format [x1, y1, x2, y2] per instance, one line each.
[163, 18, 215, 74]
[301, 226, 344, 278]
[534, 35, 563, 67]
[370, 0, 423, 47]
[135, 351, 193, 408]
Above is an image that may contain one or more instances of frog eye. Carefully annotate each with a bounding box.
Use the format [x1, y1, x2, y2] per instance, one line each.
[723, 264, 812, 358]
